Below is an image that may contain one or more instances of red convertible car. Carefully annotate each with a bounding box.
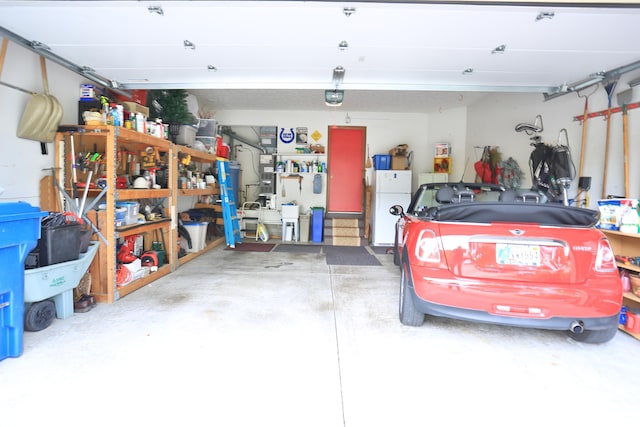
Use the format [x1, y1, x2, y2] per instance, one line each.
[390, 182, 622, 344]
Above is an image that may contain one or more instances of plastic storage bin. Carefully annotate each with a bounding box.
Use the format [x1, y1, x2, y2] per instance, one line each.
[116, 201, 139, 225]
[311, 207, 324, 243]
[372, 154, 391, 170]
[34, 222, 81, 267]
[181, 222, 208, 253]
[0, 202, 47, 361]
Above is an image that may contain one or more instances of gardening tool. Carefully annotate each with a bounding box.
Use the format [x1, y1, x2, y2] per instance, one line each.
[16, 56, 63, 154]
[617, 88, 633, 198]
[365, 144, 372, 168]
[577, 86, 597, 179]
[78, 170, 93, 217]
[70, 134, 80, 208]
[601, 79, 618, 198]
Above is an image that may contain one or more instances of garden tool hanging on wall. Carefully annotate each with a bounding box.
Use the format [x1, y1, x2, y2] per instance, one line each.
[474, 146, 502, 184]
[16, 56, 63, 154]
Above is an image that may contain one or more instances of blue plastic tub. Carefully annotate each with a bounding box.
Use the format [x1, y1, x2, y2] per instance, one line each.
[372, 154, 391, 170]
[0, 202, 47, 361]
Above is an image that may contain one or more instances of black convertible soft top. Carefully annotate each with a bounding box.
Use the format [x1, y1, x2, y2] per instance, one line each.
[429, 202, 599, 227]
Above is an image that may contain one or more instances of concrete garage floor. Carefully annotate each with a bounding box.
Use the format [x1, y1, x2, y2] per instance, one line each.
[1, 244, 638, 426]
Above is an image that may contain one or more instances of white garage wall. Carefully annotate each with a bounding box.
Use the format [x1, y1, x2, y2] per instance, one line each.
[0, 43, 86, 205]
[214, 109, 432, 202]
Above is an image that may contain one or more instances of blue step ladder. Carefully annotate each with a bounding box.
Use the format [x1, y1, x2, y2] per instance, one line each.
[217, 158, 242, 248]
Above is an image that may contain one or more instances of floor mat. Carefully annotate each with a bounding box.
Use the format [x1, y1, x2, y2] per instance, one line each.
[325, 246, 382, 266]
[371, 246, 393, 255]
[272, 244, 322, 253]
[225, 242, 275, 252]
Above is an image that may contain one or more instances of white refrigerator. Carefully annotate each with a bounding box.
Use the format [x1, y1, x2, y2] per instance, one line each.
[372, 170, 412, 246]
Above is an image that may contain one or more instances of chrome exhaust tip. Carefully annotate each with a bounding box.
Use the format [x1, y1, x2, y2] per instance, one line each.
[570, 320, 584, 334]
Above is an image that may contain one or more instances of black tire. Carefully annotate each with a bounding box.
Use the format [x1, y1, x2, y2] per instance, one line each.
[24, 300, 56, 332]
[567, 326, 618, 344]
[399, 262, 424, 326]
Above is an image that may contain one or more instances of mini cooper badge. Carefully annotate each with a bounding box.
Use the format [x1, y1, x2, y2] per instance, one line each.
[509, 229, 525, 236]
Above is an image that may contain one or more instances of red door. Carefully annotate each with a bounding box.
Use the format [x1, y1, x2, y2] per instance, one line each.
[327, 126, 366, 213]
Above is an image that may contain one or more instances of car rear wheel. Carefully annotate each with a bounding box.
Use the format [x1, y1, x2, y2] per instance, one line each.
[567, 326, 618, 344]
[399, 263, 424, 326]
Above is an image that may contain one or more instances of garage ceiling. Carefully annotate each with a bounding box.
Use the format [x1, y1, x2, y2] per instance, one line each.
[2, 1, 640, 113]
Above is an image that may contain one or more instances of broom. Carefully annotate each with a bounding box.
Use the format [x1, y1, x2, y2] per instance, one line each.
[366, 144, 372, 168]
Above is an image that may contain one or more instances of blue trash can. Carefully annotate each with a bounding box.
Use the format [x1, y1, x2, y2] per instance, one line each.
[311, 207, 324, 243]
[0, 202, 47, 361]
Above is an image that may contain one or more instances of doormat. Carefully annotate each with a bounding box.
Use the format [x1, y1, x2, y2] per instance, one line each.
[325, 246, 381, 266]
[272, 244, 322, 253]
[371, 246, 393, 255]
[225, 242, 275, 252]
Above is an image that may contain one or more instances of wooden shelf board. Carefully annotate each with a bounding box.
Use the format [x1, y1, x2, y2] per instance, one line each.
[623, 291, 640, 304]
[618, 324, 640, 340]
[179, 188, 218, 196]
[117, 188, 171, 200]
[116, 218, 171, 237]
[116, 264, 172, 299]
[177, 236, 226, 266]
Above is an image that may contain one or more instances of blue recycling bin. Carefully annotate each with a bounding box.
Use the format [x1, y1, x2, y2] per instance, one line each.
[0, 202, 47, 361]
[311, 207, 324, 243]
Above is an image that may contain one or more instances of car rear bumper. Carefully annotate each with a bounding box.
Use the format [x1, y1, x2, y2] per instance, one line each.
[409, 288, 619, 332]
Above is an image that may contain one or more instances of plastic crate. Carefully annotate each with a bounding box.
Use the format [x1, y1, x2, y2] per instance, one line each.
[0, 202, 47, 361]
[372, 154, 391, 170]
[35, 223, 81, 267]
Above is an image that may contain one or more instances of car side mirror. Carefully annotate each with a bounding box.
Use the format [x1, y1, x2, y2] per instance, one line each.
[389, 204, 404, 216]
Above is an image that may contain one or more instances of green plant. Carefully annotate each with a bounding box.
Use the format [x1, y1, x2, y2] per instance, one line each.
[147, 89, 197, 124]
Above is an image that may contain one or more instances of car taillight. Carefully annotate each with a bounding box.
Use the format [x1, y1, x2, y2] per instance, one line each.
[595, 238, 617, 272]
[415, 229, 440, 263]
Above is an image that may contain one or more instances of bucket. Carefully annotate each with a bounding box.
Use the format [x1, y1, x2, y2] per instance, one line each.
[180, 222, 208, 253]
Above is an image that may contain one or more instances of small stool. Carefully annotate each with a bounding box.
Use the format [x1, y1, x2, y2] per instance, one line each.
[282, 218, 299, 242]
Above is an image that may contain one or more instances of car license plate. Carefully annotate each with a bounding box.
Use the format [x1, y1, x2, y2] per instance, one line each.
[496, 243, 540, 266]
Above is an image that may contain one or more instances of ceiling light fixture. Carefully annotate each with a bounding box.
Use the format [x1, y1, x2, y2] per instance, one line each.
[338, 40, 349, 51]
[325, 89, 344, 107]
[343, 7, 356, 17]
[183, 40, 196, 50]
[535, 12, 555, 21]
[462, 68, 474, 75]
[332, 66, 345, 85]
[492, 44, 506, 54]
[207, 65, 217, 71]
[148, 6, 164, 16]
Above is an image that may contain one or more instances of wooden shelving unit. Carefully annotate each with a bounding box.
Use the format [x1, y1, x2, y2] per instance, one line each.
[56, 125, 175, 303]
[174, 145, 226, 266]
[601, 229, 640, 340]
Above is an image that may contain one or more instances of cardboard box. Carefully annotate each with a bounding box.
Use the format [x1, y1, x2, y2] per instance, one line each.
[391, 155, 407, 170]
